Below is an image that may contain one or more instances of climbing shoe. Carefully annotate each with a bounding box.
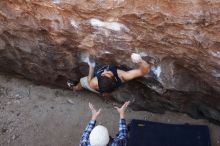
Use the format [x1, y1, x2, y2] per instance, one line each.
[67, 79, 78, 89]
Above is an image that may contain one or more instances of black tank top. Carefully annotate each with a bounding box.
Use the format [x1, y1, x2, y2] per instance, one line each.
[95, 64, 122, 93]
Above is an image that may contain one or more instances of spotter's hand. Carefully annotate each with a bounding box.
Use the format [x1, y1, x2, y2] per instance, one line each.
[89, 102, 101, 120]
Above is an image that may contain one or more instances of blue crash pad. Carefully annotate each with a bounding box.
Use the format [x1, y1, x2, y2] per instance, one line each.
[128, 119, 211, 146]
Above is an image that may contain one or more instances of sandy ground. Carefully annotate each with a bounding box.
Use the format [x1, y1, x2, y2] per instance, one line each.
[0, 73, 219, 146]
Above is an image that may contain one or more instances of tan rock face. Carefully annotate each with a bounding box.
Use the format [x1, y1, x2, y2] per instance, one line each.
[0, 0, 220, 123]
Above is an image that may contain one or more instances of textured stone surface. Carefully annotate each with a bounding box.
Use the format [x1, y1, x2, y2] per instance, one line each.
[0, 0, 220, 123]
[0, 74, 220, 146]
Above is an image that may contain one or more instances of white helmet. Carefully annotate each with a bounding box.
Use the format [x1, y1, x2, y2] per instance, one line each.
[89, 125, 109, 146]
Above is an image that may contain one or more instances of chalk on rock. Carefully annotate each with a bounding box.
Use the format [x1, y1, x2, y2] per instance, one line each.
[53, 0, 60, 4]
[80, 53, 96, 67]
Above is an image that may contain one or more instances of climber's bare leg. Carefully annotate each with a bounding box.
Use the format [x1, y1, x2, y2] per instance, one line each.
[73, 82, 83, 91]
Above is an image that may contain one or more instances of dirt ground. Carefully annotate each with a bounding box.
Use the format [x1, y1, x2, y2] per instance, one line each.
[0, 73, 219, 146]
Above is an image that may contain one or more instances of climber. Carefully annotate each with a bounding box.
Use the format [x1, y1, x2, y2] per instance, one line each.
[67, 53, 153, 96]
[80, 101, 130, 146]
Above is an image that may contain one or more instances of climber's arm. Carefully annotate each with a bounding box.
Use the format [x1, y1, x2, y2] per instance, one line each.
[118, 60, 151, 82]
[87, 65, 95, 82]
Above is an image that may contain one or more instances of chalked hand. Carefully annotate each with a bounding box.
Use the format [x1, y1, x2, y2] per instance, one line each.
[131, 53, 142, 63]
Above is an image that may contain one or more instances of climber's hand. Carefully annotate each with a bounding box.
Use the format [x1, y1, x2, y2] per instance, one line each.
[131, 53, 142, 63]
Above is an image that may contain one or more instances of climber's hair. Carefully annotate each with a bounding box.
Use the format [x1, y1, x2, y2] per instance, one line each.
[98, 76, 117, 93]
